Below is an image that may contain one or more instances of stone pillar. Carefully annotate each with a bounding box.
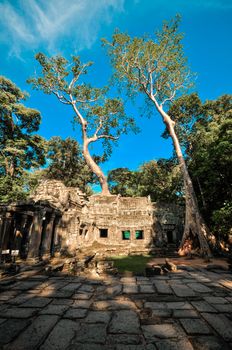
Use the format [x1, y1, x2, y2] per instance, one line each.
[0, 212, 13, 251]
[41, 213, 56, 258]
[27, 210, 44, 258]
[51, 216, 60, 257]
[0, 210, 6, 249]
[14, 214, 28, 251]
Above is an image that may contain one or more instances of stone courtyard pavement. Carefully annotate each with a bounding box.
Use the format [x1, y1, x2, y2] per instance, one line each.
[0, 264, 232, 350]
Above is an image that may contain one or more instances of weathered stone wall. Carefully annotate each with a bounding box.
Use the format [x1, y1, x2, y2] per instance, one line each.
[0, 180, 184, 259]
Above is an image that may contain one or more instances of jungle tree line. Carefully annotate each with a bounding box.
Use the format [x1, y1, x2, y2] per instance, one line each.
[0, 17, 231, 253]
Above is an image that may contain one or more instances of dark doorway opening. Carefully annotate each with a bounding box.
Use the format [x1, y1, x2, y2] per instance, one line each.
[99, 228, 108, 238]
[167, 230, 173, 244]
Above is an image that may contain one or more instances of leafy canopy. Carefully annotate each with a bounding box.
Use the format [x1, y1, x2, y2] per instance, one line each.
[0, 76, 46, 203]
[103, 15, 193, 110]
[28, 53, 138, 158]
[108, 159, 182, 202]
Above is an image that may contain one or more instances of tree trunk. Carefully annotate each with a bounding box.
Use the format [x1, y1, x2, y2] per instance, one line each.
[156, 104, 212, 257]
[72, 103, 111, 196]
[83, 139, 111, 196]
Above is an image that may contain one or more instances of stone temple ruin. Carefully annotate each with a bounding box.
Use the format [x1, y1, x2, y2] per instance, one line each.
[0, 180, 184, 260]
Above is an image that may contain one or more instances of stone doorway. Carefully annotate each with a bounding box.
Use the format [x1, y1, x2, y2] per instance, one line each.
[167, 230, 174, 244]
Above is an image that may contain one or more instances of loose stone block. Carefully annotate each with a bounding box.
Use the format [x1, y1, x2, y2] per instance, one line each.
[109, 310, 140, 334]
[201, 313, 232, 341]
[4, 315, 59, 350]
[40, 319, 80, 350]
[180, 318, 211, 335]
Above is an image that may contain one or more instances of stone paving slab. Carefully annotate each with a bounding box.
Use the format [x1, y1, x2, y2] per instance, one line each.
[40, 319, 79, 350]
[155, 339, 194, 350]
[191, 301, 217, 313]
[201, 312, 232, 341]
[1, 265, 232, 349]
[153, 280, 173, 294]
[190, 335, 231, 350]
[0, 318, 30, 346]
[1, 306, 39, 318]
[179, 318, 212, 335]
[39, 304, 69, 315]
[4, 315, 59, 350]
[72, 323, 108, 344]
[109, 310, 140, 334]
[142, 323, 184, 341]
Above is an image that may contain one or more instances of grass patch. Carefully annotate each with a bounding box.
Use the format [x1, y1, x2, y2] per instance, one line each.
[108, 255, 153, 275]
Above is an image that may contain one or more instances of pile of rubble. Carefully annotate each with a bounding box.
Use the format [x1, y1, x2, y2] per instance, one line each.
[44, 254, 118, 277]
[145, 258, 177, 276]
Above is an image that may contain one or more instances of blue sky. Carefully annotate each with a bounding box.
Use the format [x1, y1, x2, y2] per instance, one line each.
[0, 0, 231, 177]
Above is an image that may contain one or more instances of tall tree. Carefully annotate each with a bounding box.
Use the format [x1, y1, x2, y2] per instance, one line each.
[108, 167, 141, 197]
[104, 16, 212, 255]
[108, 159, 182, 202]
[0, 76, 46, 202]
[45, 136, 99, 194]
[170, 94, 232, 242]
[28, 54, 137, 195]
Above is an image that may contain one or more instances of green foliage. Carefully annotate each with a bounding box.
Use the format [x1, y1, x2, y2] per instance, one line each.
[108, 159, 182, 202]
[28, 53, 138, 159]
[212, 201, 232, 239]
[103, 15, 193, 109]
[169, 94, 232, 238]
[138, 159, 183, 202]
[0, 76, 46, 203]
[44, 136, 97, 194]
[108, 167, 140, 197]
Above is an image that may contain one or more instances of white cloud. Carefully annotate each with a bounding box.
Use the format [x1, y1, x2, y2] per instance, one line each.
[0, 0, 125, 56]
